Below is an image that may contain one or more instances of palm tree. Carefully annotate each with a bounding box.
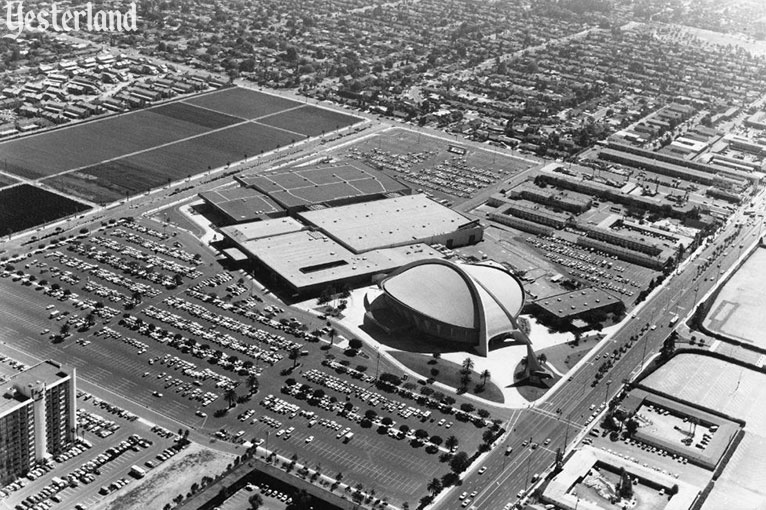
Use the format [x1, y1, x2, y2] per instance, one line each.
[247, 374, 259, 395]
[480, 369, 491, 388]
[461, 357, 474, 373]
[445, 435, 459, 450]
[328, 327, 337, 347]
[290, 347, 301, 368]
[224, 387, 238, 408]
[426, 478, 442, 496]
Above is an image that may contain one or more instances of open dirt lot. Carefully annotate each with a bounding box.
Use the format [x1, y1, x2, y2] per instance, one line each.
[100, 443, 234, 510]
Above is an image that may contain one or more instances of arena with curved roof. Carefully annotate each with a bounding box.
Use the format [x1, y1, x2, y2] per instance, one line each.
[369, 259, 527, 356]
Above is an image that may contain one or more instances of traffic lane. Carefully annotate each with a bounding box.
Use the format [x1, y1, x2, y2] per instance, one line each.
[465, 215, 764, 507]
[454, 407, 571, 507]
[468, 279, 742, 504]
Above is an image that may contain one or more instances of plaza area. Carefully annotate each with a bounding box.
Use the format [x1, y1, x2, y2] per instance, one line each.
[296, 285, 576, 408]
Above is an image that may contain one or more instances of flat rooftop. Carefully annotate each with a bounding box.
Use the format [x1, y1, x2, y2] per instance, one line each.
[298, 194, 476, 253]
[543, 446, 698, 510]
[238, 161, 409, 209]
[239, 229, 440, 290]
[535, 287, 622, 319]
[1, 360, 72, 415]
[200, 186, 283, 223]
[220, 217, 305, 244]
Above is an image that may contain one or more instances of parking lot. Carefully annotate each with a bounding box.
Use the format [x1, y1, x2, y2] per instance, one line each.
[0, 217, 503, 507]
[0, 391, 178, 510]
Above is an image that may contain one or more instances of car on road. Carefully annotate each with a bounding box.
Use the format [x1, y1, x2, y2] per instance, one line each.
[478, 466, 487, 475]
[505, 446, 513, 455]
[543, 438, 551, 446]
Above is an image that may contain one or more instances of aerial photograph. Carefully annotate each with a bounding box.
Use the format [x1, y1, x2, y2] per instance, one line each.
[1, 0, 766, 509]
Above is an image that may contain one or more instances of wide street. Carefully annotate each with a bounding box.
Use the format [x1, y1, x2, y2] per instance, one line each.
[448, 194, 766, 510]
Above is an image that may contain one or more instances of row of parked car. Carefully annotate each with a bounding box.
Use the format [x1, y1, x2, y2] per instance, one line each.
[77, 409, 121, 438]
[89, 235, 202, 279]
[82, 391, 140, 422]
[110, 224, 201, 264]
[160, 296, 290, 364]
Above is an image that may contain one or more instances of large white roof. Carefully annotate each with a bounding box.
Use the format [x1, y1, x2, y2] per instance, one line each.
[382, 260, 524, 333]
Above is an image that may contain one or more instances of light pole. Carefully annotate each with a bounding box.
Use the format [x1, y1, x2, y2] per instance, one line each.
[604, 379, 612, 407]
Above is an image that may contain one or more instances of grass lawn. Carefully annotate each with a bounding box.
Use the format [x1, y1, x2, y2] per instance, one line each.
[390, 351, 505, 404]
[542, 333, 604, 375]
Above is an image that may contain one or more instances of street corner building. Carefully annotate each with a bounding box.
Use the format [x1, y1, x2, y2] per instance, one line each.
[0, 361, 77, 485]
[367, 259, 527, 356]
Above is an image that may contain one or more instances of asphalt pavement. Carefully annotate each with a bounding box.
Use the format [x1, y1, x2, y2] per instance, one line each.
[444, 199, 765, 510]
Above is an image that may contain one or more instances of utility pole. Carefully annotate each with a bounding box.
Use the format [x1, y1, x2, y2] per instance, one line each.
[604, 379, 612, 407]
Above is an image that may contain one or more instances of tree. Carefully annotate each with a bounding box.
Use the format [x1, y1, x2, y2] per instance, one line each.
[450, 451, 470, 473]
[625, 418, 639, 437]
[328, 328, 337, 346]
[460, 403, 475, 413]
[60, 323, 70, 336]
[480, 369, 491, 388]
[249, 493, 264, 509]
[247, 374, 259, 395]
[426, 478, 442, 496]
[482, 429, 495, 444]
[618, 467, 633, 498]
[348, 338, 363, 350]
[445, 435, 459, 449]
[414, 429, 429, 440]
[224, 387, 238, 408]
[461, 357, 474, 373]
[290, 347, 301, 368]
[661, 331, 677, 359]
